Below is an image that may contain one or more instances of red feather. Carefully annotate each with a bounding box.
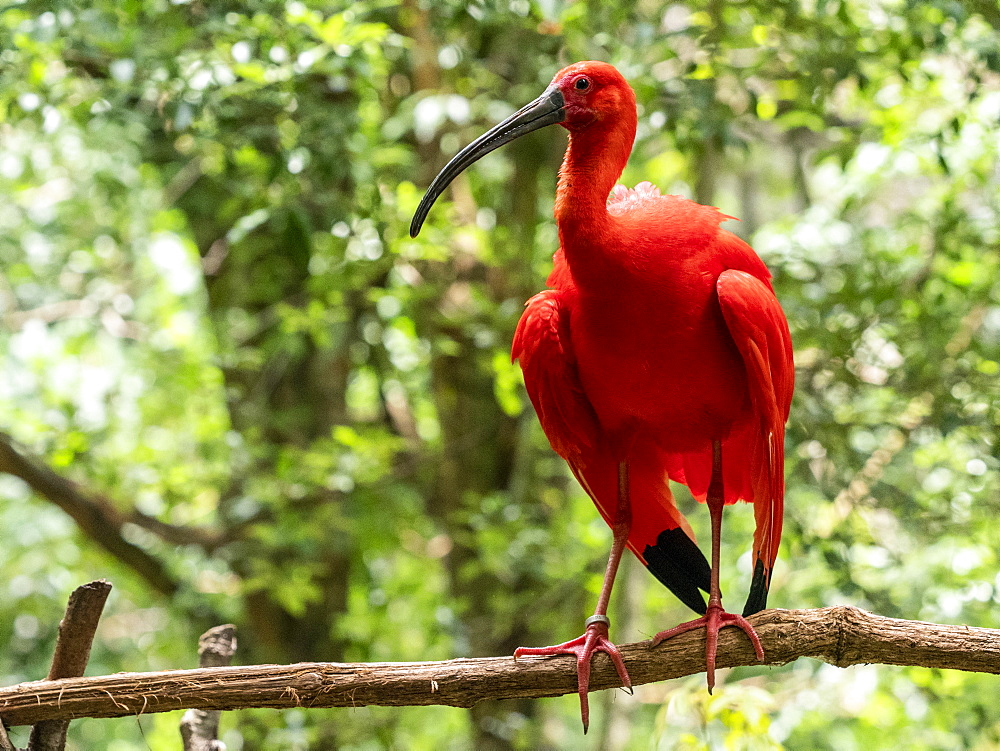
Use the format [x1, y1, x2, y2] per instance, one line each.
[415, 60, 795, 725]
[514, 186, 793, 589]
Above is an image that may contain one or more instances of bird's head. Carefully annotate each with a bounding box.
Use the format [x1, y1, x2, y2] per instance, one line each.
[410, 61, 633, 237]
[549, 61, 634, 130]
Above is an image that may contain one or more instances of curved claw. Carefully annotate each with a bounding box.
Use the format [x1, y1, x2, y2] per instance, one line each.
[514, 622, 631, 733]
[652, 607, 764, 693]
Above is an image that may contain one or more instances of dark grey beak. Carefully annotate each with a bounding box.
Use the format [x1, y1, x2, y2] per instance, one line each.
[409, 87, 566, 237]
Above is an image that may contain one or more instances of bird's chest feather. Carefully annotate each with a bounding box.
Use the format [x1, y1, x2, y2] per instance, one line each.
[568, 271, 749, 448]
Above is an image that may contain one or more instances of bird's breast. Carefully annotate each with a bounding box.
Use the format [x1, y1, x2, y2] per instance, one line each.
[569, 275, 750, 452]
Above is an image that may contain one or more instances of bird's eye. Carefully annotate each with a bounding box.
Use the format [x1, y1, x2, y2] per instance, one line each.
[574, 77, 591, 91]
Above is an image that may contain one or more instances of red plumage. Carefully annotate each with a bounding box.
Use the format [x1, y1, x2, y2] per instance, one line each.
[411, 60, 794, 732]
[514, 183, 793, 591]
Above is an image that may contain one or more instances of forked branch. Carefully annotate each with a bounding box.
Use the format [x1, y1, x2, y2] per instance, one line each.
[1, 606, 998, 727]
[0, 433, 224, 597]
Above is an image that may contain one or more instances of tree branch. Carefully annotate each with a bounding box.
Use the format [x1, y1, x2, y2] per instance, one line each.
[1, 607, 997, 727]
[0, 724, 15, 751]
[27, 581, 112, 751]
[180, 625, 237, 751]
[0, 433, 226, 597]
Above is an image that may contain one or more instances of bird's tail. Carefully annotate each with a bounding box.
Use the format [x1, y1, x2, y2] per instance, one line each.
[570, 446, 710, 614]
[666, 413, 785, 616]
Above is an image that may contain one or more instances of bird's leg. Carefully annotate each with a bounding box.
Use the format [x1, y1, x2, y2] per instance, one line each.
[651, 441, 764, 692]
[514, 461, 633, 733]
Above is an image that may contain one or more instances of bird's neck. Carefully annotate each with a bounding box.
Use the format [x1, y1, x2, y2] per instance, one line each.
[554, 116, 636, 278]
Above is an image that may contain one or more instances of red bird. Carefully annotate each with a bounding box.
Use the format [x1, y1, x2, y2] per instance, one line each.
[411, 61, 794, 731]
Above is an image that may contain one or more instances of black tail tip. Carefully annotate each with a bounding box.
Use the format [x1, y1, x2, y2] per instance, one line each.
[742, 558, 769, 616]
[643, 528, 711, 615]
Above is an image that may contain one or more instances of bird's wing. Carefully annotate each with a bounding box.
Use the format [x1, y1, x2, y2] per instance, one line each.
[513, 289, 710, 614]
[512, 289, 599, 464]
[716, 269, 794, 616]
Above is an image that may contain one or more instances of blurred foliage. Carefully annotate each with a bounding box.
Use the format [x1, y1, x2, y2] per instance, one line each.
[1, 0, 998, 748]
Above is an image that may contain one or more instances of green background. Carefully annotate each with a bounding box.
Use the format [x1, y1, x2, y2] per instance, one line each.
[1, 0, 999, 748]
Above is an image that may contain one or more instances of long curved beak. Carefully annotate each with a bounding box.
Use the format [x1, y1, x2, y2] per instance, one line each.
[409, 86, 566, 237]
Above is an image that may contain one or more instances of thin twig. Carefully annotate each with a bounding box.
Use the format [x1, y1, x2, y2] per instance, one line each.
[26, 580, 112, 751]
[1, 607, 998, 727]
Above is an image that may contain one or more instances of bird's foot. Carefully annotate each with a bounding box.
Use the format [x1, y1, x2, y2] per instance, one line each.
[651, 605, 764, 692]
[514, 615, 631, 733]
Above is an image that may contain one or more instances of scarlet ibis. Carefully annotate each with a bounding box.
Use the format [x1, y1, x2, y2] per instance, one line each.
[411, 61, 794, 731]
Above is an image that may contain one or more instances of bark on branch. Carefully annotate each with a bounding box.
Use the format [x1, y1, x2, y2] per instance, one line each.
[1, 606, 998, 727]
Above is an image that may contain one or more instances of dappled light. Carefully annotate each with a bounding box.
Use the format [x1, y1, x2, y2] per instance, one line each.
[1, 1, 998, 748]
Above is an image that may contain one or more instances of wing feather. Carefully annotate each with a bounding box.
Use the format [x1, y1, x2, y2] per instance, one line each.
[512, 289, 598, 463]
[716, 269, 794, 615]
